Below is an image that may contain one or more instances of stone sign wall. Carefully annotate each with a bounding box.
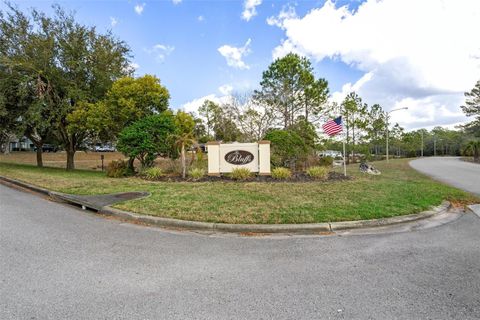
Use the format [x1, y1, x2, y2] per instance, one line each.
[206, 141, 271, 176]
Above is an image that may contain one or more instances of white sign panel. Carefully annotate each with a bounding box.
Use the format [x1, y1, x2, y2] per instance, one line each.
[219, 143, 258, 173]
[207, 141, 271, 176]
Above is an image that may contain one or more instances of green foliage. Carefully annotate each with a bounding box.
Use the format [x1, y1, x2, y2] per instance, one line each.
[139, 167, 163, 180]
[462, 80, 480, 137]
[288, 117, 318, 152]
[462, 80, 480, 117]
[198, 99, 240, 142]
[188, 168, 205, 180]
[340, 92, 368, 164]
[106, 160, 129, 178]
[198, 100, 219, 139]
[174, 111, 196, 178]
[463, 140, 480, 162]
[271, 167, 292, 180]
[306, 166, 329, 180]
[69, 75, 170, 143]
[264, 129, 307, 169]
[0, 4, 131, 170]
[230, 168, 252, 180]
[366, 104, 386, 157]
[174, 111, 196, 136]
[116, 112, 176, 169]
[318, 156, 333, 167]
[253, 53, 329, 128]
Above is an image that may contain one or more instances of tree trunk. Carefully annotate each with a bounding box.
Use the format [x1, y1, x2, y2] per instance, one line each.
[66, 149, 75, 170]
[25, 132, 44, 167]
[36, 148, 43, 168]
[128, 157, 135, 172]
[181, 142, 186, 179]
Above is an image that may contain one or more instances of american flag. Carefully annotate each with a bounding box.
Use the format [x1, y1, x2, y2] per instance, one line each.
[322, 116, 343, 136]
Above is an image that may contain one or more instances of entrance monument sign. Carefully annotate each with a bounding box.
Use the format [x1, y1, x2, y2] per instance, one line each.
[206, 141, 271, 176]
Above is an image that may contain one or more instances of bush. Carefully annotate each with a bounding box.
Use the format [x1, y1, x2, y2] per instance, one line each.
[139, 167, 163, 180]
[116, 112, 176, 169]
[188, 168, 205, 180]
[230, 168, 252, 180]
[264, 129, 308, 168]
[271, 167, 292, 180]
[318, 156, 333, 167]
[106, 160, 129, 178]
[306, 166, 329, 179]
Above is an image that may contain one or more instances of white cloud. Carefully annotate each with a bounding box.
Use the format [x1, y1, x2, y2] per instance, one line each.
[129, 62, 140, 70]
[266, 5, 296, 28]
[218, 39, 252, 69]
[270, 0, 480, 130]
[218, 84, 234, 95]
[134, 3, 145, 15]
[198, 15, 205, 22]
[110, 17, 118, 27]
[242, 0, 262, 22]
[181, 94, 232, 115]
[146, 44, 175, 63]
[172, 0, 182, 5]
[124, 62, 140, 74]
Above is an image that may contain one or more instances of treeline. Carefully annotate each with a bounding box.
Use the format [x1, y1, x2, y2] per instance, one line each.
[1, 4, 479, 172]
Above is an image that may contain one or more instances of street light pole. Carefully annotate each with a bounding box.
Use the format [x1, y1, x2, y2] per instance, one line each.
[386, 107, 408, 163]
[421, 130, 424, 157]
[434, 138, 442, 156]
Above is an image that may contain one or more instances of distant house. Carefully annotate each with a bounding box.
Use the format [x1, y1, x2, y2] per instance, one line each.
[318, 150, 343, 158]
[9, 136, 34, 152]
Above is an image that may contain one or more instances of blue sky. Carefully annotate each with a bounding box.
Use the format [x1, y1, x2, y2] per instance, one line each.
[4, 0, 480, 130]
[5, 0, 362, 107]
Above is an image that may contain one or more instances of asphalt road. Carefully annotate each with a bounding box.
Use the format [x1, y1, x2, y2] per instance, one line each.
[410, 157, 480, 195]
[1, 183, 480, 320]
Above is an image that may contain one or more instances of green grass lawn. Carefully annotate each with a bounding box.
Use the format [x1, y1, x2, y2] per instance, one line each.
[0, 159, 477, 224]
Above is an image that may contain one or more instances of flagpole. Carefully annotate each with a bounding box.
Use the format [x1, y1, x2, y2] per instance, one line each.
[343, 135, 347, 177]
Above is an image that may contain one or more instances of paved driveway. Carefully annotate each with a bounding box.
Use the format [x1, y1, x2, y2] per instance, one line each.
[410, 157, 480, 195]
[1, 184, 480, 319]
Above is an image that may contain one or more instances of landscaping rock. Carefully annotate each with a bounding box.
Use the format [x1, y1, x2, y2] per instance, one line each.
[359, 162, 381, 175]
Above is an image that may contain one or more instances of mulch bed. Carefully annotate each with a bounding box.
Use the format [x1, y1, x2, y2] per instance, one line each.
[138, 171, 352, 183]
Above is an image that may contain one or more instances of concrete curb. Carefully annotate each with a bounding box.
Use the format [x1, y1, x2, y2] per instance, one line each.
[0, 175, 453, 234]
[0, 175, 51, 196]
[466, 204, 480, 218]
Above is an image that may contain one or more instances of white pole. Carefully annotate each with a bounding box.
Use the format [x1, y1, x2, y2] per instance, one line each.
[343, 139, 347, 177]
[421, 131, 424, 157]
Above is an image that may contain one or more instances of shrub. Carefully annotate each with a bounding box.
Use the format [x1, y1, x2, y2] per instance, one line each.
[140, 167, 163, 180]
[264, 129, 308, 168]
[117, 112, 177, 169]
[318, 156, 333, 167]
[230, 167, 252, 180]
[106, 160, 129, 178]
[306, 166, 329, 179]
[271, 167, 292, 180]
[188, 168, 205, 180]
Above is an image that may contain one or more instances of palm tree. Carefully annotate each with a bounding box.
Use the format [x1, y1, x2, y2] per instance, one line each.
[175, 133, 195, 179]
[463, 140, 480, 163]
[174, 111, 196, 179]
